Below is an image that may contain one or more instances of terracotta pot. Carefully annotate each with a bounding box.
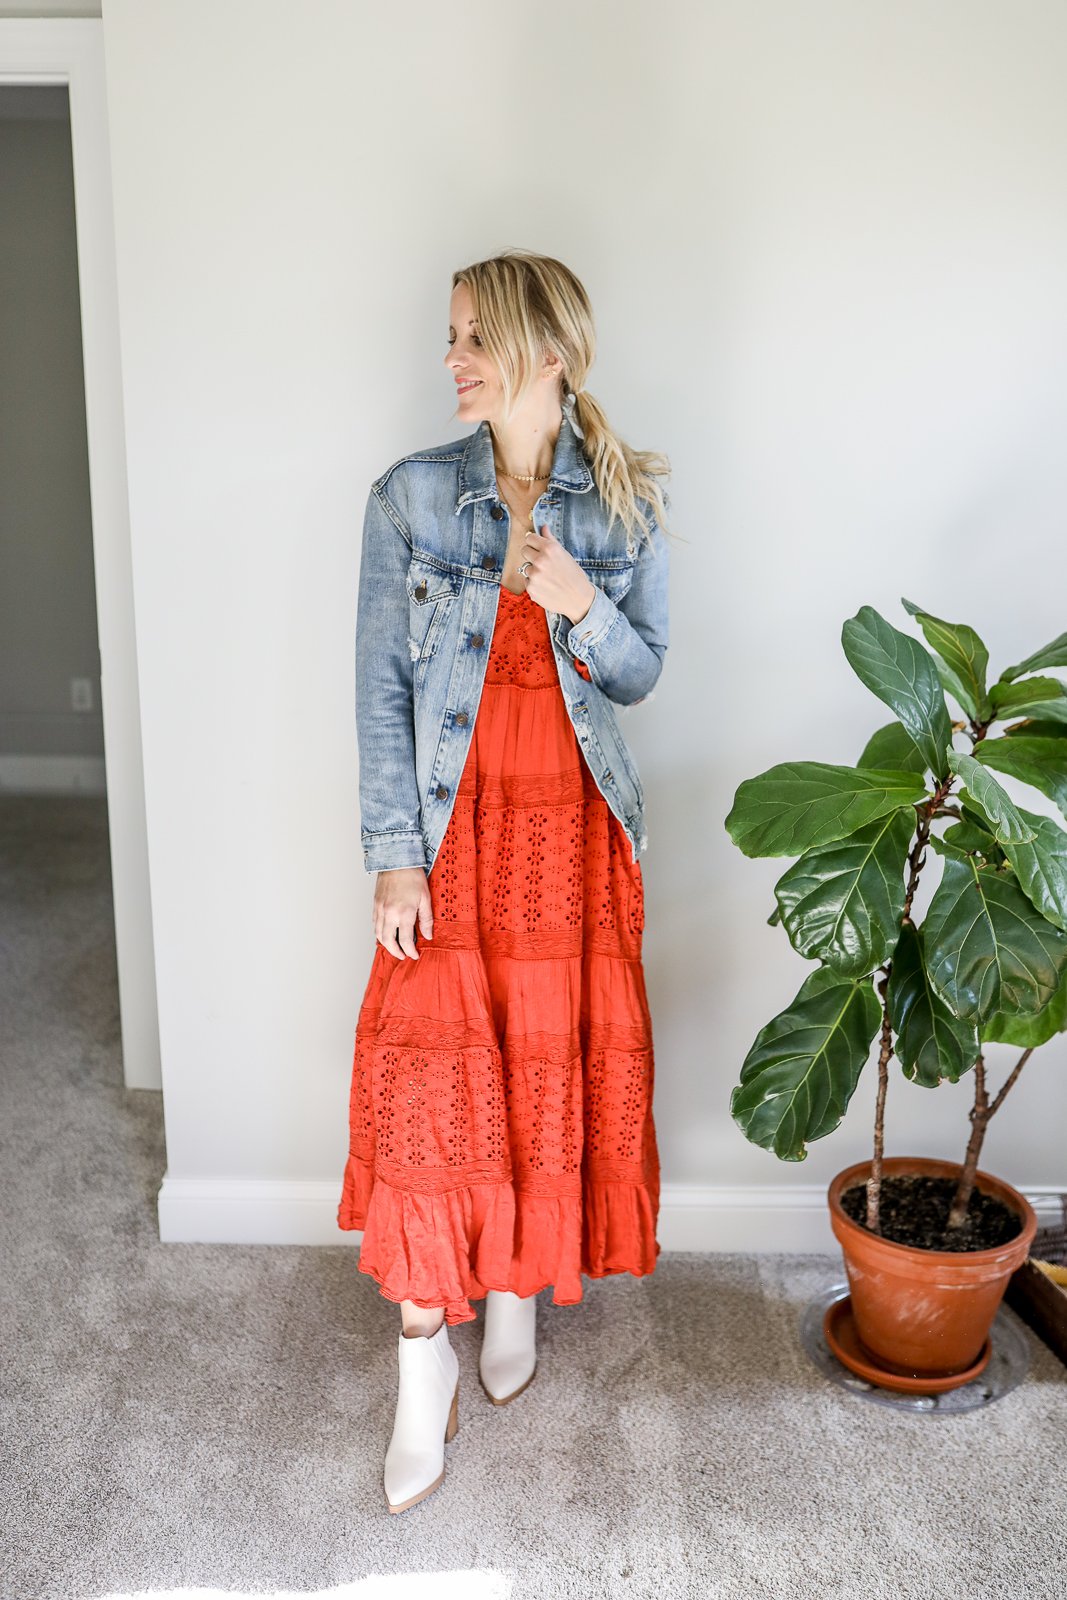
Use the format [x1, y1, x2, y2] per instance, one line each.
[828, 1156, 1037, 1379]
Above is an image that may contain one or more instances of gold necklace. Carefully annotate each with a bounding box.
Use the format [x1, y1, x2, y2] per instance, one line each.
[494, 461, 550, 483]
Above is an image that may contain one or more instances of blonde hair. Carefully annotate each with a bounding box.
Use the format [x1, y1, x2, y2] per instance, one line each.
[451, 249, 674, 556]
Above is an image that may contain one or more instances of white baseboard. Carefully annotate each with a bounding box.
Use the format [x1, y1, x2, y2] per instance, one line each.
[0, 754, 107, 794]
[157, 1176, 1067, 1252]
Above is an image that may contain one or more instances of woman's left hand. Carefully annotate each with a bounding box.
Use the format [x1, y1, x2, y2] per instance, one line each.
[520, 526, 596, 624]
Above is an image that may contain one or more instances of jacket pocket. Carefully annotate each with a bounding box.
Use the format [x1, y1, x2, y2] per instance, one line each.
[406, 556, 460, 661]
[406, 556, 461, 606]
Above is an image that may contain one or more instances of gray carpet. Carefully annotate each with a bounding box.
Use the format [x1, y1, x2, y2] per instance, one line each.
[2, 794, 1065, 1600]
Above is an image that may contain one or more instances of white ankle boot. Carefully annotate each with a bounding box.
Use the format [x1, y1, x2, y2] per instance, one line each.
[479, 1288, 537, 1405]
[383, 1319, 459, 1514]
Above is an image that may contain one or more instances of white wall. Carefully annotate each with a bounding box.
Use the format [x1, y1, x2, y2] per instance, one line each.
[98, 0, 1067, 1243]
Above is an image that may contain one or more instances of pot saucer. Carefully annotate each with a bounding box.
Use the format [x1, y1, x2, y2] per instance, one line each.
[823, 1294, 992, 1394]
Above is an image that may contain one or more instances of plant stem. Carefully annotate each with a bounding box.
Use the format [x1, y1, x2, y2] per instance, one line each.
[903, 778, 952, 921]
[945, 1047, 1034, 1231]
[866, 974, 893, 1233]
[988, 1047, 1033, 1117]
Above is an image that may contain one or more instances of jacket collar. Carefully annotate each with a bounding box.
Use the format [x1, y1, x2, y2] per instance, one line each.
[455, 413, 594, 511]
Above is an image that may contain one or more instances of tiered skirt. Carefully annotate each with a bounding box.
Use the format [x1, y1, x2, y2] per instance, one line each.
[337, 584, 661, 1325]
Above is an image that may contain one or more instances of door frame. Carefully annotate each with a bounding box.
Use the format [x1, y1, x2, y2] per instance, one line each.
[1, 18, 160, 1090]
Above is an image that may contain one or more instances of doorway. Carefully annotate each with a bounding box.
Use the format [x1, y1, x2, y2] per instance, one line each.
[0, 20, 159, 1092]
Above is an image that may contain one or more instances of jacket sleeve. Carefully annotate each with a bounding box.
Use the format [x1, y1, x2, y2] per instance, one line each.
[355, 482, 427, 873]
[551, 506, 670, 707]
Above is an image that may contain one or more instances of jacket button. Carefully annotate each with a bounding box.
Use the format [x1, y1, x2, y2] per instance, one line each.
[435, 783, 448, 800]
[470, 633, 484, 648]
[455, 711, 469, 726]
[481, 553, 496, 568]
[414, 580, 427, 600]
[490, 505, 504, 521]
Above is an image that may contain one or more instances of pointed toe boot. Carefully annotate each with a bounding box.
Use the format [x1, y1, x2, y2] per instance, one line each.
[384, 1319, 460, 1513]
[479, 1288, 538, 1405]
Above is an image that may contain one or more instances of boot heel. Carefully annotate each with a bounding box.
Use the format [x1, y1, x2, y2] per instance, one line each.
[445, 1380, 459, 1442]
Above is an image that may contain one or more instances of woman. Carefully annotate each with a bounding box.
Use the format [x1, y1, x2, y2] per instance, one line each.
[337, 249, 673, 1514]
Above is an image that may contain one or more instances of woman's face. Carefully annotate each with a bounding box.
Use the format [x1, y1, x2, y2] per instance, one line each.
[445, 281, 500, 422]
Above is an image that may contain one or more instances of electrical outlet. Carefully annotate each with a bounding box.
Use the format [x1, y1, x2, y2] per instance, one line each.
[71, 677, 94, 712]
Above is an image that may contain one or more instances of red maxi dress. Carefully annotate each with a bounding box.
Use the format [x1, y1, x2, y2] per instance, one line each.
[337, 582, 661, 1325]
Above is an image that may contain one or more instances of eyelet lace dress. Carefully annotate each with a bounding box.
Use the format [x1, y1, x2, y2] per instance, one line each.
[337, 584, 661, 1325]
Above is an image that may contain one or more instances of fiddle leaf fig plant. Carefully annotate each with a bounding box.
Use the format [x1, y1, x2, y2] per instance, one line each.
[724, 601, 1067, 1238]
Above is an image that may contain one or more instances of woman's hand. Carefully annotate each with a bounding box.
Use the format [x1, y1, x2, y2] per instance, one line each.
[374, 867, 433, 960]
[521, 527, 596, 624]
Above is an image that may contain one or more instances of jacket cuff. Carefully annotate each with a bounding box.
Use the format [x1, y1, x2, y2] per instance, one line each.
[565, 583, 619, 655]
[362, 829, 427, 874]
[553, 584, 619, 664]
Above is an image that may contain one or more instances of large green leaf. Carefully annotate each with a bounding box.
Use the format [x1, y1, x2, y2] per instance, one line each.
[886, 922, 979, 1086]
[901, 599, 990, 720]
[922, 855, 1067, 1024]
[946, 752, 1036, 844]
[989, 677, 1067, 725]
[724, 762, 927, 858]
[730, 965, 881, 1161]
[1002, 806, 1067, 932]
[857, 721, 929, 778]
[983, 966, 1067, 1047]
[773, 809, 914, 977]
[841, 606, 954, 780]
[975, 736, 1067, 821]
[999, 631, 1067, 684]
[949, 755, 1067, 930]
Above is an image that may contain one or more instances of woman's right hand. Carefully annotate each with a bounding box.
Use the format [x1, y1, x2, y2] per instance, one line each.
[374, 867, 433, 960]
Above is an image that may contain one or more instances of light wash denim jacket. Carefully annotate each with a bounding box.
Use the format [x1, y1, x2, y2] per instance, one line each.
[355, 410, 670, 874]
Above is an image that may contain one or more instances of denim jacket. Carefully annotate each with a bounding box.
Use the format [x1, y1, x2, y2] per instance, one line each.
[355, 411, 670, 874]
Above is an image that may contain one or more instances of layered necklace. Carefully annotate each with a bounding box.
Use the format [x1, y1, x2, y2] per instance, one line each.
[493, 460, 551, 591]
[494, 459, 550, 535]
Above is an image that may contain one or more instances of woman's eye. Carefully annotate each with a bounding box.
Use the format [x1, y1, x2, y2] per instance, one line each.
[446, 335, 483, 348]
